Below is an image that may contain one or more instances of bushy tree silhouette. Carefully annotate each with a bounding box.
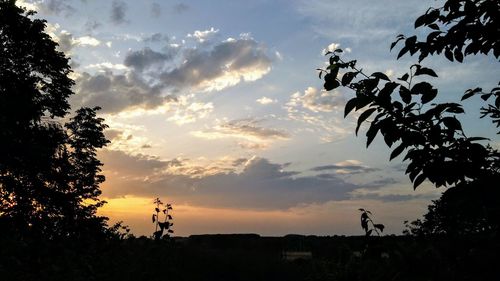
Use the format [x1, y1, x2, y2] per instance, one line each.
[0, 1, 109, 238]
[319, 0, 500, 235]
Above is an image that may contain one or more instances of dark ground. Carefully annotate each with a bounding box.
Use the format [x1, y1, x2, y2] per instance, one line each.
[1, 233, 498, 281]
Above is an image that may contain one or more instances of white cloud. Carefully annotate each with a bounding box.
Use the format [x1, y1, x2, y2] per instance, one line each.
[167, 96, 214, 125]
[75, 35, 101, 46]
[287, 86, 345, 112]
[85, 62, 129, 71]
[256, 96, 277, 105]
[187, 27, 219, 43]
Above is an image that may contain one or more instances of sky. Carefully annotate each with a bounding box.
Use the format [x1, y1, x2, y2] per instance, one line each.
[17, 0, 500, 236]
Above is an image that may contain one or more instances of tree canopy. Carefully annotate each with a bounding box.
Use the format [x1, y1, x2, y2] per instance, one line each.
[0, 0, 109, 239]
[319, 0, 500, 235]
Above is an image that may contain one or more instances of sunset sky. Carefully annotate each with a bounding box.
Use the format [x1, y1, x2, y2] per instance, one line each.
[17, 0, 499, 236]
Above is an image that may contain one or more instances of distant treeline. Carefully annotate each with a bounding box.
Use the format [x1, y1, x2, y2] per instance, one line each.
[2, 233, 498, 281]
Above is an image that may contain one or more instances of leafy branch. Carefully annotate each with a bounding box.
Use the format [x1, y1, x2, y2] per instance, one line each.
[359, 208, 385, 236]
[152, 197, 174, 241]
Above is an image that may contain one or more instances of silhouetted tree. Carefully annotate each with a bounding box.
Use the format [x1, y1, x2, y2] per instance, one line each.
[0, 1, 109, 238]
[319, 0, 500, 235]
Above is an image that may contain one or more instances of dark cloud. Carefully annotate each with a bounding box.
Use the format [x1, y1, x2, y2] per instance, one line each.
[124, 47, 173, 71]
[354, 193, 425, 202]
[72, 71, 176, 113]
[222, 118, 289, 140]
[172, 3, 189, 13]
[99, 150, 180, 177]
[151, 2, 161, 18]
[85, 20, 101, 32]
[56, 31, 75, 53]
[39, 0, 75, 16]
[142, 33, 170, 43]
[101, 154, 360, 209]
[160, 38, 272, 91]
[311, 163, 379, 174]
[72, 37, 271, 113]
[110, 0, 128, 24]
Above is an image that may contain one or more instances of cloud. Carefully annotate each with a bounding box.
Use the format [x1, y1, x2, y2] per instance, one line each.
[101, 154, 360, 209]
[110, 0, 128, 24]
[287, 87, 345, 113]
[72, 71, 176, 113]
[311, 160, 379, 175]
[294, 0, 430, 44]
[124, 47, 173, 71]
[45, 25, 102, 53]
[187, 27, 219, 43]
[159, 37, 272, 92]
[85, 62, 128, 71]
[167, 96, 214, 125]
[22, 0, 75, 16]
[172, 3, 189, 13]
[84, 20, 101, 32]
[142, 33, 170, 43]
[72, 35, 272, 114]
[256, 96, 277, 105]
[191, 118, 289, 142]
[151, 2, 161, 18]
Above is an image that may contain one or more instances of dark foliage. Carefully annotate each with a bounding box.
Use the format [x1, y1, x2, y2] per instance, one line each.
[1, 233, 498, 281]
[319, 0, 500, 236]
[152, 197, 174, 240]
[359, 209, 385, 237]
[0, 0, 109, 239]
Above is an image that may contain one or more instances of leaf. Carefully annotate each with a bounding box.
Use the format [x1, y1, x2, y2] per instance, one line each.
[366, 229, 373, 236]
[390, 143, 406, 160]
[462, 87, 482, 100]
[481, 93, 492, 101]
[366, 123, 380, 148]
[168, 215, 173, 220]
[152, 214, 156, 223]
[454, 48, 464, 62]
[414, 67, 438, 77]
[155, 207, 160, 212]
[442, 117, 462, 131]
[329, 55, 340, 64]
[168, 229, 174, 233]
[324, 76, 340, 91]
[467, 137, 489, 142]
[413, 174, 426, 190]
[341, 72, 356, 86]
[444, 48, 454, 61]
[390, 36, 405, 51]
[374, 224, 385, 233]
[399, 86, 411, 103]
[371, 72, 390, 81]
[398, 73, 409, 82]
[358, 208, 365, 212]
[379, 82, 399, 99]
[356, 108, 377, 135]
[397, 46, 409, 59]
[421, 88, 438, 104]
[344, 98, 358, 118]
[361, 219, 368, 231]
[414, 14, 427, 28]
